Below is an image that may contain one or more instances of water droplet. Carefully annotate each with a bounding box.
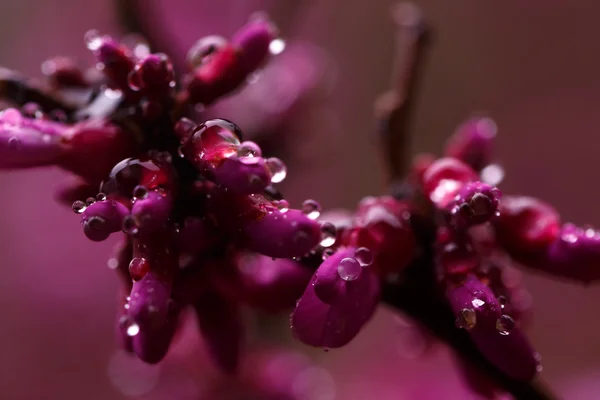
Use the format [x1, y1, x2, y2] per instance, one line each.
[302, 199, 321, 220]
[187, 35, 228, 67]
[266, 157, 287, 183]
[126, 322, 140, 337]
[319, 222, 337, 247]
[355, 247, 373, 266]
[21, 102, 43, 119]
[96, 192, 107, 201]
[456, 308, 476, 329]
[129, 257, 149, 281]
[274, 199, 290, 213]
[86, 197, 96, 206]
[123, 216, 140, 235]
[132, 185, 148, 200]
[107, 258, 118, 269]
[49, 109, 67, 122]
[497, 295, 507, 309]
[322, 248, 335, 260]
[323, 347, 330, 352]
[72, 200, 87, 214]
[496, 315, 515, 335]
[337, 257, 361, 281]
[127, 67, 143, 91]
[7, 137, 20, 150]
[237, 141, 262, 158]
[84, 29, 103, 51]
[269, 38, 286, 55]
[471, 298, 485, 308]
[177, 145, 185, 158]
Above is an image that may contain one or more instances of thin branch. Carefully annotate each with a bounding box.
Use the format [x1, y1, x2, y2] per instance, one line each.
[374, 3, 430, 183]
[0, 68, 75, 114]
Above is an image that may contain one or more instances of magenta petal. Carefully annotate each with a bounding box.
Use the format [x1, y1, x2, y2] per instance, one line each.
[544, 223, 600, 283]
[130, 303, 180, 364]
[235, 253, 312, 312]
[244, 209, 321, 258]
[291, 256, 380, 348]
[313, 248, 355, 304]
[178, 217, 222, 256]
[231, 18, 275, 72]
[213, 157, 271, 194]
[444, 117, 496, 171]
[194, 292, 243, 373]
[0, 108, 67, 168]
[128, 272, 171, 331]
[81, 199, 129, 241]
[446, 275, 539, 381]
[131, 190, 173, 234]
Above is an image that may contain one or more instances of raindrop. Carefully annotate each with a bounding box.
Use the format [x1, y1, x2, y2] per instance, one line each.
[187, 35, 228, 67]
[322, 248, 335, 260]
[269, 38, 286, 55]
[107, 258, 118, 269]
[123, 216, 140, 235]
[471, 298, 485, 308]
[50, 109, 67, 122]
[237, 141, 262, 158]
[86, 197, 96, 206]
[456, 308, 476, 330]
[129, 257, 149, 281]
[72, 200, 87, 214]
[337, 257, 361, 281]
[302, 199, 321, 220]
[355, 247, 373, 267]
[96, 192, 107, 201]
[21, 102, 43, 119]
[7, 137, 20, 150]
[266, 157, 287, 183]
[497, 295, 508, 309]
[496, 315, 515, 335]
[319, 222, 337, 247]
[132, 185, 148, 200]
[126, 322, 140, 337]
[274, 199, 290, 213]
[84, 29, 103, 51]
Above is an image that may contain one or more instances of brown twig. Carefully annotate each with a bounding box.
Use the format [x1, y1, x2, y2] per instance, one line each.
[374, 3, 430, 183]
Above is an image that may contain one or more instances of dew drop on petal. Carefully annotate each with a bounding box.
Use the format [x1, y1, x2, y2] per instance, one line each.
[187, 35, 228, 67]
[274, 199, 289, 213]
[355, 247, 373, 267]
[319, 222, 337, 247]
[269, 38, 286, 55]
[50, 109, 67, 122]
[123, 216, 140, 235]
[132, 185, 148, 200]
[127, 68, 143, 91]
[84, 29, 103, 51]
[177, 145, 186, 158]
[266, 157, 287, 183]
[107, 258, 118, 269]
[129, 257, 150, 281]
[497, 295, 507, 309]
[126, 322, 140, 337]
[322, 248, 335, 260]
[496, 315, 515, 335]
[7, 137, 20, 150]
[337, 257, 361, 281]
[237, 141, 262, 158]
[72, 200, 87, 214]
[86, 197, 96, 206]
[456, 308, 476, 329]
[302, 199, 321, 220]
[21, 102, 43, 119]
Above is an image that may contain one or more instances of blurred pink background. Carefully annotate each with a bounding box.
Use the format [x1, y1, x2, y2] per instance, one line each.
[1, 0, 600, 399]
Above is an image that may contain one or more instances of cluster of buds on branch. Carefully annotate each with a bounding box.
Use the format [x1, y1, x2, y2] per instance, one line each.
[0, 2, 596, 399]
